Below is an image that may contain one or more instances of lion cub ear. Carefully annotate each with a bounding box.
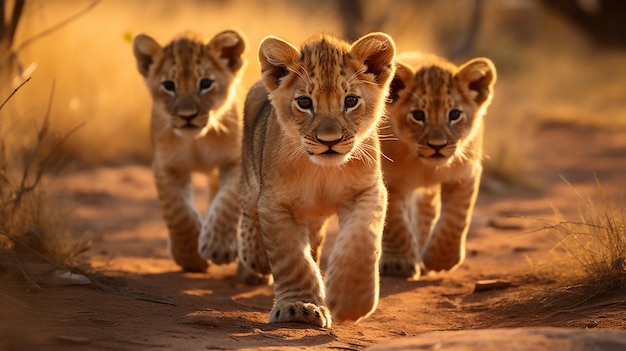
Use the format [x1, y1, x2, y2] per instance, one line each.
[456, 58, 496, 106]
[258, 36, 300, 91]
[388, 60, 414, 104]
[209, 30, 247, 73]
[349, 32, 396, 87]
[133, 34, 162, 78]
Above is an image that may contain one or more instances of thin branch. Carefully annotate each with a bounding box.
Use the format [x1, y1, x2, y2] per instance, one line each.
[16, 0, 100, 51]
[10, 81, 83, 209]
[0, 290, 38, 311]
[1, 0, 6, 39]
[0, 230, 67, 271]
[8, 0, 25, 46]
[12, 80, 54, 209]
[0, 75, 30, 111]
[449, 0, 484, 60]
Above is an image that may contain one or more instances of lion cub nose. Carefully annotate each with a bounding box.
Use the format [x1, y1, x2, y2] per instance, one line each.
[179, 111, 199, 121]
[316, 117, 343, 147]
[427, 141, 447, 151]
[317, 133, 343, 147]
[178, 97, 199, 121]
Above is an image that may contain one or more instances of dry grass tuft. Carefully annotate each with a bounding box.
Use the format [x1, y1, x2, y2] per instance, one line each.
[509, 177, 626, 317]
[475, 178, 625, 328]
[544, 177, 626, 299]
[0, 80, 89, 289]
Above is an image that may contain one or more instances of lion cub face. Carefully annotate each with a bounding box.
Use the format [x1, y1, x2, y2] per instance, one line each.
[133, 31, 245, 138]
[259, 34, 395, 167]
[388, 54, 496, 165]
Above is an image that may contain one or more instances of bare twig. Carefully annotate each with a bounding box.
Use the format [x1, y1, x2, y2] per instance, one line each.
[12, 80, 55, 209]
[0, 75, 30, 111]
[16, 0, 101, 51]
[10, 248, 41, 292]
[8, 0, 25, 46]
[0, 230, 67, 270]
[0, 290, 37, 311]
[449, 0, 484, 60]
[0, 1, 6, 40]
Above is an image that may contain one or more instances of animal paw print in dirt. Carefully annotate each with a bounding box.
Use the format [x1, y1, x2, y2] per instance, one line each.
[269, 301, 332, 328]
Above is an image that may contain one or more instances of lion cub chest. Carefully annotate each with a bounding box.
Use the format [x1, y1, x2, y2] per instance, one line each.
[269, 163, 369, 216]
[153, 127, 240, 173]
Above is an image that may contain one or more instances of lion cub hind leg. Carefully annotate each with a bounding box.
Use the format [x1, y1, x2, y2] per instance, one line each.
[236, 260, 272, 286]
[237, 206, 272, 282]
[198, 164, 240, 265]
[380, 191, 420, 279]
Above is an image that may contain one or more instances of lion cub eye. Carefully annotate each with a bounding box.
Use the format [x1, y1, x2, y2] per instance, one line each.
[344, 95, 359, 110]
[296, 96, 313, 111]
[448, 109, 462, 122]
[198, 78, 214, 92]
[161, 80, 176, 94]
[410, 109, 426, 123]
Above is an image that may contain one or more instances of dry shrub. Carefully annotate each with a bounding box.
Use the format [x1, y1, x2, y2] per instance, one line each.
[545, 178, 626, 300]
[504, 177, 626, 321]
[476, 179, 625, 328]
[0, 81, 88, 286]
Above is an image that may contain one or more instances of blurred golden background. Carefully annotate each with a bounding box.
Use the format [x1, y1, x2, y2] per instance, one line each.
[1, 0, 625, 181]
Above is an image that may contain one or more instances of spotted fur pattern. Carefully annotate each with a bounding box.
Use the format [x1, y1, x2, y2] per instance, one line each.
[381, 52, 496, 278]
[133, 30, 246, 272]
[239, 33, 396, 328]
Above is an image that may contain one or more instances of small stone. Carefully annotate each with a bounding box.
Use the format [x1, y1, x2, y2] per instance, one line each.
[473, 279, 514, 293]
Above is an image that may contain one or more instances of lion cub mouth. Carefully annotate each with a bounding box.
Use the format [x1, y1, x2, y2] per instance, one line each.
[321, 148, 340, 155]
[307, 147, 349, 166]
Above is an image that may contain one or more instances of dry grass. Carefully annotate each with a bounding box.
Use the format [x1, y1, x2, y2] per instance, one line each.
[0, 80, 89, 287]
[545, 178, 626, 298]
[508, 178, 626, 317]
[478, 179, 626, 328]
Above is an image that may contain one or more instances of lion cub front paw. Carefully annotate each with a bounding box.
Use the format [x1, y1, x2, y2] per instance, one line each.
[198, 229, 238, 265]
[380, 255, 421, 279]
[269, 301, 332, 328]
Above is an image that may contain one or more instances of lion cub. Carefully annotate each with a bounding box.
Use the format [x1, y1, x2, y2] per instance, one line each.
[133, 30, 246, 272]
[239, 33, 396, 328]
[380, 53, 496, 279]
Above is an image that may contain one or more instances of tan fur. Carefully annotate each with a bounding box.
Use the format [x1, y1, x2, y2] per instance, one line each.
[239, 33, 396, 328]
[380, 52, 496, 278]
[133, 30, 246, 272]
